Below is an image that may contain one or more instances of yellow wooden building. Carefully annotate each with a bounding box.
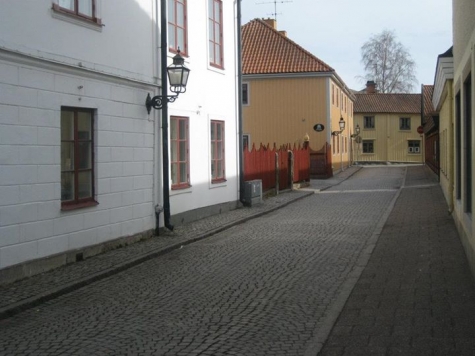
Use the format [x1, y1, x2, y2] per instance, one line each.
[452, 0, 475, 277]
[353, 87, 422, 164]
[241, 19, 355, 175]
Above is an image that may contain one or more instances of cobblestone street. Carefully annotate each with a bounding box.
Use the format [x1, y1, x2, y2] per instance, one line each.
[1, 166, 474, 356]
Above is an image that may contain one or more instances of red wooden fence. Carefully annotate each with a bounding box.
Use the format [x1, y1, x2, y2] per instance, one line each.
[243, 143, 310, 192]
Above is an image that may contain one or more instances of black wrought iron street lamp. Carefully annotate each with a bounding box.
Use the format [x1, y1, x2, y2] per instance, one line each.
[145, 50, 190, 114]
[332, 117, 346, 136]
[351, 124, 361, 138]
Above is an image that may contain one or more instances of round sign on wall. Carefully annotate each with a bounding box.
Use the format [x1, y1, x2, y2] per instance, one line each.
[417, 126, 424, 134]
[313, 124, 325, 132]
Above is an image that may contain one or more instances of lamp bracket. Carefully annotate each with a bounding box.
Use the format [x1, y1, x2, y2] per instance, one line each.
[331, 131, 341, 136]
[146, 93, 179, 114]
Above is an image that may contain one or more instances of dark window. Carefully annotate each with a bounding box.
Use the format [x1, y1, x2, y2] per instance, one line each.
[362, 140, 374, 153]
[208, 0, 223, 68]
[61, 108, 97, 210]
[400, 117, 411, 130]
[364, 116, 375, 129]
[168, 0, 187, 54]
[242, 83, 249, 105]
[211, 120, 225, 182]
[464, 74, 472, 213]
[171, 116, 190, 189]
[456, 92, 462, 200]
[53, 0, 101, 24]
[243, 134, 250, 150]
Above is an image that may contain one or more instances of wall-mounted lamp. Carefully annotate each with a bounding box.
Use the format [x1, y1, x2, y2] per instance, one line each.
[351, 124, 361, 138]
[146, 50, 190, 114]
[332, 117, 346, 136]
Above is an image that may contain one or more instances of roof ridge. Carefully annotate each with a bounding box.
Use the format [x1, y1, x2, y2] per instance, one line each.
[253, 19, 335, 72]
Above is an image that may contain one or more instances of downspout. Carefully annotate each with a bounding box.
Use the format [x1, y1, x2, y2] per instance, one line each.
[161, 0, 174, 231]
[236, 0, 245, 204]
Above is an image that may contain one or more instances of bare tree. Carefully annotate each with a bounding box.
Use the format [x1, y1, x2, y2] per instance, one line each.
[359, 30, 417, 93]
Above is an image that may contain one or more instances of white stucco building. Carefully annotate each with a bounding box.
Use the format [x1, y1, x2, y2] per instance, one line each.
[0, 0, 241, 282]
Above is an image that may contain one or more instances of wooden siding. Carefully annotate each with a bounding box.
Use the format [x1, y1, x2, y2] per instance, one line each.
[243, 76, 328, 148]
[439, 81, 454, 207]
[354, 113, 423, 163]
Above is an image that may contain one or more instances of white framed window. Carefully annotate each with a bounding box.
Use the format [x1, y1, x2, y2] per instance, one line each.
[408, 140, 421, 153]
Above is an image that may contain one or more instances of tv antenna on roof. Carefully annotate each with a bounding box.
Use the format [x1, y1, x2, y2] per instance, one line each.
[256, 0, 292, 22]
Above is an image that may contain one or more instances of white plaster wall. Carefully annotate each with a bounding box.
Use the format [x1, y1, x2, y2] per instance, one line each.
[0, 58, 156, 269]
[0, 0, 157, 82]
[167, 0, 240, 215]
[0, 0, 159, 269]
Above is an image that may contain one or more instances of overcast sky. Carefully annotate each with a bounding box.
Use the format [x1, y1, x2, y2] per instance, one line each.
[241, 0, 453, 92]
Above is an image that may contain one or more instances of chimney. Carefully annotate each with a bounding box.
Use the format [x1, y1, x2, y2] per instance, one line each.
[366, 81, 376, 94]
[263, 18, 277, 29]
[279, 31, 287, 37]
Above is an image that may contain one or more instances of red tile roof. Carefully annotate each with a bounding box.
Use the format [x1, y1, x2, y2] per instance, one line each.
[242, 19, 334, 75]
[354, 93, 421, 114]
[422, 85, 436, 118]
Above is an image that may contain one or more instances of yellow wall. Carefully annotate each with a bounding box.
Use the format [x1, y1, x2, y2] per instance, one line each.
[242, 76, 354, 173]
[353, 113, 423, 163]
[452, 0, 475, 278]
[438, 81, 454, 208]
[243, 76, 328, 149]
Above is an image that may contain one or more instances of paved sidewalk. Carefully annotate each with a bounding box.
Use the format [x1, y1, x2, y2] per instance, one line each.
[0, 165, 361, 320]
[319, 166, 475, 355]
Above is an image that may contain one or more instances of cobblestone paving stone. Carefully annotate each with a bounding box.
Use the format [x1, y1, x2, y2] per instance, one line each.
[319, 166, 475, 356]
[0, 189, 313, 312]
[0, 167, 401, 356]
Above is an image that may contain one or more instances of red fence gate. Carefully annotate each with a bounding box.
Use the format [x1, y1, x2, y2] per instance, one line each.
[243, 143, 310, 192]
[310, 143, 332, 178]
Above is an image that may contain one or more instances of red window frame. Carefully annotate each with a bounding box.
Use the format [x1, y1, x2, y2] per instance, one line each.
[61, 107, 98, 210]
[171, 116, 190, 189]
[53, 0, 101, 25]
[168, 0, 188, 55]
[208, 0, 224, 68]
[211, 120, 226, 183]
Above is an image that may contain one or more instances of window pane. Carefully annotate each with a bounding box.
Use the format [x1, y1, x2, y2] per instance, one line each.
[209, 20, 214, 40]
[215, 23, 221, 41]
[59, 0, 74, 11]
[209, 42, 215, 63]
[179, 141, 186, 161]
[177, 28, 185, 51]
[78, 142, 91, 169]
[168, 24, 176, 48]
[215, 44, 221, 65]
[78, 112, 92, 140]
[217, 161, 222, 176]
[211, 163, 216, 179]
[78, 171, 92, 199]
[177, 3, 184, 26]
[208, 0, 213, 17]
[214, 1, 220, 19]
[61, 142, 74, 171]
[78, 0, 93, 16]
[61, 111, 74, 140]
[171, 163, 178, 184]
[217, 124, 222, 140]
[211, 124, 215, 140]
[168, 0, 175, 22]
[179, 163, 187, 183]
[179, 120, 186, 139]
[61, 172, 75, 201]
[217, 142, 222, 159]
[170, 119, 177, 139]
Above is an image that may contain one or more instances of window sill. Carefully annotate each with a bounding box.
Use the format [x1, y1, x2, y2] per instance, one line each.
[61, 200, 99, 211]
[51, 6, 103, 32]
[211, 178, 227, 184]
[172, 183, 192, 190]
